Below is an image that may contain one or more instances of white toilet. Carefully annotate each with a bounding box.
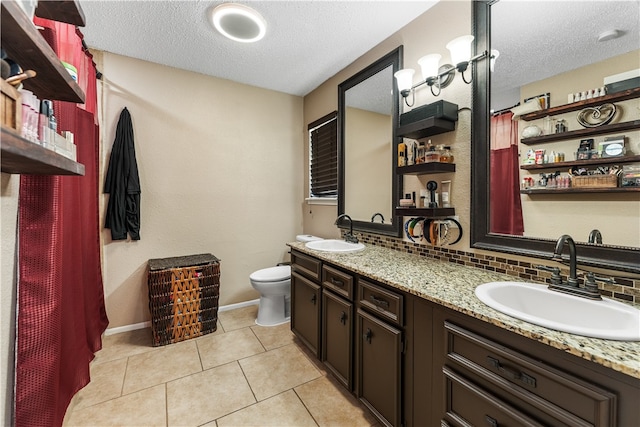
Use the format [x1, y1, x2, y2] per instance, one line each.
[250, 235, 322, 326]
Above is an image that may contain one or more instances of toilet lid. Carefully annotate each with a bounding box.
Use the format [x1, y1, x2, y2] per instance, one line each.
[250, 265, 291, 282]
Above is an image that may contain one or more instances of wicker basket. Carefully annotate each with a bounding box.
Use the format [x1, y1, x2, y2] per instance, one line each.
[147, 254, 220, 346]
[571, 175, 618, 188]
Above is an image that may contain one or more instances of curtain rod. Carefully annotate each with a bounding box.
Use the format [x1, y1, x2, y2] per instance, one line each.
[491, 103, 519, 116]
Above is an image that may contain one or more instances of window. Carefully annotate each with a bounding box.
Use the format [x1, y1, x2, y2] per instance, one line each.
[308, 111, 338, 201]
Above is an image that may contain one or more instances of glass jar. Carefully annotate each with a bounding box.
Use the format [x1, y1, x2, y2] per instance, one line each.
[439, 146, 454, 163]
[425, 147, 440, 163]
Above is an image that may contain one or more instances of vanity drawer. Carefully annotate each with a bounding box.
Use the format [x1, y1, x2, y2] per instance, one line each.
[358, 279, 403, 326]
[322, 265, 354, 300]
[443, 321, 616, 427]
[442, 366, 543, 427]
[291, 250, 322, 282]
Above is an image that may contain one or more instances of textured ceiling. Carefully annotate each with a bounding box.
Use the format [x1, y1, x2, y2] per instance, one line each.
[79, 0, 438, 97]
[79, 1, 640, 101]
[491, 1, 640, 106]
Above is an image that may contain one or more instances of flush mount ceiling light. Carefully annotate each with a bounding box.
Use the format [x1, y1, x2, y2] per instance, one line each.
[210, 3, 266, 43]
[597, 29, 622, 42]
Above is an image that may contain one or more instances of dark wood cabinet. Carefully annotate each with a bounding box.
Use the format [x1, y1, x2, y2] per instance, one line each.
[289, 249, 639, 427]
[432, 306, 636, 427]
[291, 271, 321, 358]
[322, 289, 353, 389]
[356, 278, 405, 427]
[321, 264, 355, 390]
[357, 308, 402, 427]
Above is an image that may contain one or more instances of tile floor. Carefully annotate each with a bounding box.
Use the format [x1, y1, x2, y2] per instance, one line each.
[63, 305, 378, 427]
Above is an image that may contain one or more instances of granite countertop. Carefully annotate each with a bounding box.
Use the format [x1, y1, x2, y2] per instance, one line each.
[288, 241, 640, 379]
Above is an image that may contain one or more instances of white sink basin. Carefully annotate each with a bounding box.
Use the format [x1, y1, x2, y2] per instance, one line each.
[475, 281, 640, 341]
[305, 239, 365, 253]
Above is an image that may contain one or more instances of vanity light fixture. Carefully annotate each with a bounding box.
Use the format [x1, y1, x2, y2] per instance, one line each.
[210, 3, 267, 43]
[394, 35, 491, 106]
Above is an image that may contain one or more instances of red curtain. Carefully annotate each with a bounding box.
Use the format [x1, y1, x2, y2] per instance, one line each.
[490, 112, 524, 235]
[15, 20, 108, 427]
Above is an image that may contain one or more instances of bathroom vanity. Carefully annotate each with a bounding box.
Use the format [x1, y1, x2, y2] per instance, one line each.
[288, 242, 640, 427]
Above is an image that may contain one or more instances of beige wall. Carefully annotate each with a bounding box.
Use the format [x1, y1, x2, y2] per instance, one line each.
[303, 0, 473, 247]
[99, 53, 304, 328]
[345, 107, 392, 220]
[520, 50, 640, 246]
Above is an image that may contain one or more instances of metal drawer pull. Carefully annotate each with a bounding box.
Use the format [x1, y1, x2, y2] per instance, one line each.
[370, 295, 390, 309]
[331, 278, 344, 287]
[339, 311, 347, 325]
[364, 328, 372, 344]
[310, 294, 317, 305]
[487, 356, 537, 388]
[485, 415, 498, 427]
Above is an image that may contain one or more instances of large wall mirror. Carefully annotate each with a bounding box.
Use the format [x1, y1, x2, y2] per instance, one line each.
[338, 47, 403, 237]
[471, 1, 640, 274]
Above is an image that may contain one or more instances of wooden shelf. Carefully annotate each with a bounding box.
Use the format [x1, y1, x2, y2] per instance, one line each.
[395, 207, 455, 217]
[35, 0, 86, 26]
[520, 120, 640, 145]
[1, 127, 84, 175]
[520, 154, 640, 170]
[520, 187, 639, 195]
[520, 88, 640, 121]
[1, 1, 85, 103]
[397, 162, 456, 175]
[397, 117, 456, 139]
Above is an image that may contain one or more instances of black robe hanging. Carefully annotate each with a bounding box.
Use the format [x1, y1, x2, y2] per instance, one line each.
[104, 107, 141, 240]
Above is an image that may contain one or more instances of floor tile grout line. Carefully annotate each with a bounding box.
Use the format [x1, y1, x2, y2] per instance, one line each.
[248, 325, 269, 353]
[212, 389, 300, 426]
[292, 388, 321, 427]
[236, 359, 259, 404]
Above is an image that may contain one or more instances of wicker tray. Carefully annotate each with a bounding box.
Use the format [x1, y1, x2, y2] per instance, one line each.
[147, 254, 220, 346]
[571, 175, 618, 188]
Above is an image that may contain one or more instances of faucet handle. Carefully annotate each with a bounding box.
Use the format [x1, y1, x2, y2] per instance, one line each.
[535, 265, 562, 285]
[583, 272, 615, 288]
[583, 272, 613, 296]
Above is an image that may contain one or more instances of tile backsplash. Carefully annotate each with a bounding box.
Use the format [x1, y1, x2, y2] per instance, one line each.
[349, 231, 639, 304]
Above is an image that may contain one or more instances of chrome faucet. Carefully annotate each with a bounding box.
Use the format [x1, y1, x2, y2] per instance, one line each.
[370, 213, 385, 224]
[335, 214, 358, 243]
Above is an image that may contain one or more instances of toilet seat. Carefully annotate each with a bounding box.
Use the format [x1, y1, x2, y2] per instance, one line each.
[250, 265, 291, 283]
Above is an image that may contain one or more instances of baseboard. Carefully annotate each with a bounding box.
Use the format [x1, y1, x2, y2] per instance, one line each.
[104, 321, 151, 336]
[217, 298, 259, 312]
[103, 298, 260, 336]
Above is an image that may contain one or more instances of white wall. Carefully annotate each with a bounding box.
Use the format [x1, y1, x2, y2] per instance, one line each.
[99, 53, 304, 328]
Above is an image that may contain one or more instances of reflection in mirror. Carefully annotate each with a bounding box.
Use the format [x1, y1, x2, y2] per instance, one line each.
[471, 1, 640, 274]
[338, 47, 403, 237]
[344, 65, 393, 221]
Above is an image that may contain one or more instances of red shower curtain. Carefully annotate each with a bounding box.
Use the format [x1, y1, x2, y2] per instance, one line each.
[490, 112, 524, 235]
[15, 19, 108, 427]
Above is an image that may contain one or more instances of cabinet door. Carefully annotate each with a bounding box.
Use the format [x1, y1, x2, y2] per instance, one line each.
[322, 290, 353, 390]
[357, 308, 402, 427]
[443, 366, 544, 427]
[291, 271, 321, 357]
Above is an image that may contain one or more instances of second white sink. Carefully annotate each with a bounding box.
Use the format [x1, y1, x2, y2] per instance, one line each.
[475, 281, 640, 341]
[305, 239, 365, 253]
